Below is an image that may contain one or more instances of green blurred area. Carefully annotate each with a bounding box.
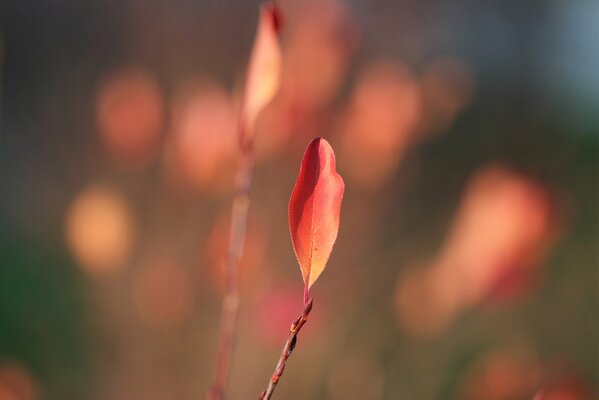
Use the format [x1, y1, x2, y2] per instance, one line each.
[0, 229, 90, 398]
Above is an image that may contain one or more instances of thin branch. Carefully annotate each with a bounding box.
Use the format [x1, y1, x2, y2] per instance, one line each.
[207, 149, 254, 400]
[258, 299, 314, 400]
[208, 2, 282, 396]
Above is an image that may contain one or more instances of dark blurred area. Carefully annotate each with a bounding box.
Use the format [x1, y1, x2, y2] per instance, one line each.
[0, 0, 597, 399]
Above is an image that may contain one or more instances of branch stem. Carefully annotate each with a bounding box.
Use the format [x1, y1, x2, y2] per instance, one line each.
[208, 150, 254, 400]
[258, 299, 314, 400]
[303, 283, 309, 305]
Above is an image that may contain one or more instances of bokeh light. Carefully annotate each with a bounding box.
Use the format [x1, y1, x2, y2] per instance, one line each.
[281, 0, 354, 116]
[169, 80, 238, 193]
[338, 59, 422, 188]
[65, 184, 136, 277]
[0, 363, 38, 400]
[95, 68, 165, 168]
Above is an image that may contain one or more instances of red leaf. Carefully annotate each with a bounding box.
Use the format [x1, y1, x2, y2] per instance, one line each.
[240, 2, 283, 148]
[289, 138, 345, 295]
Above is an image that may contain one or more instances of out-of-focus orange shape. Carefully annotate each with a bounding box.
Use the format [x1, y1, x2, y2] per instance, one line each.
[534, 376, 592, 400]
[283, 0, 354, 115]
[66, 185, 136, 277]
[96, 69, 164, 168]
[439, 166, 556, 304]
[395, 166, 558, 337]
[240, 2, 283, 147]
[171, 81, 238, 192]
[0, 363, 39, 400]
[206, 211, 267, 292]
[420, 57, 476, 134]
[457, 345, 541, 400]
[133, 260, 195, 331]
[289, 138, 345, 291]
[339, 59, 422, 188]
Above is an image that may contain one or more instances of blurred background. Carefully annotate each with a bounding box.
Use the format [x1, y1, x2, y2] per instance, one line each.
[0, 0, 597, 399]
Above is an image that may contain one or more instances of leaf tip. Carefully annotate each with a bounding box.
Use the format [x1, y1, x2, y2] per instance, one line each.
[262, 1, 283, 34]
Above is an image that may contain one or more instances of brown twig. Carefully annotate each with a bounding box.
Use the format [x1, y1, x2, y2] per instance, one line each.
[258, 299, 314, 400]
[207, 149, 254, 400]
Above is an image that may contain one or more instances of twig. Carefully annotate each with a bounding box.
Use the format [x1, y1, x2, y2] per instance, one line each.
[258, 299, 314, 400]
[207, 149, 254, 400]
[208, 3, 282, 396]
